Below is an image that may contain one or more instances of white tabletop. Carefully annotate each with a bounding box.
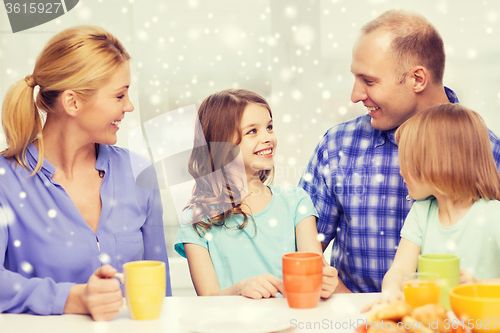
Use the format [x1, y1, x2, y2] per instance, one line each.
[1, 293, 380, 333]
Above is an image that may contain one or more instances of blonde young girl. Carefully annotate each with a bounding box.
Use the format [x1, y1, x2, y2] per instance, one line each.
[174, 89, 338, 298]
[376, 103, 500, 305]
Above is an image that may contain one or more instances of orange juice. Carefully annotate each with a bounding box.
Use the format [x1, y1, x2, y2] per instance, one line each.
[403, 280, 440, 308]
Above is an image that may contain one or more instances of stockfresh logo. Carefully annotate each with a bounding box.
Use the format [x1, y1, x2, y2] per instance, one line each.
[3, 0, 79, 33]
[128, 105, 248, 226]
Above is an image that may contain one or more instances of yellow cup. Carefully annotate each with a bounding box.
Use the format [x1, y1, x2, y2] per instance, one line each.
[115, 260, 166, 320]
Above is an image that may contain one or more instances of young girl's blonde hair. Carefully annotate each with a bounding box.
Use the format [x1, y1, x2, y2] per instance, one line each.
[395, 103, 500, 203]
[186, 89, 273, 234]
[1, 25, 130, 174]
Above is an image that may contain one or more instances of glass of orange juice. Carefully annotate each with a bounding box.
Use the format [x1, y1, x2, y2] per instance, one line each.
[403, 272, 440, 308]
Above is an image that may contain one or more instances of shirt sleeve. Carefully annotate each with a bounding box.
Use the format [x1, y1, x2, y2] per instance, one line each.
[488, 129, 500, 172]
[141, 179, 172, 296]
[0, 203, 74, 315]
[298, 130, 341, 243]
[400, 200, 430, 247]
[292, 187, 319, 227]
[174, 209, 208, 258]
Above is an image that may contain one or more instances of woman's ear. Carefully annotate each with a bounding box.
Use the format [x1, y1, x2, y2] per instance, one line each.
[59, 90, 81, 117]
[411, 66, 428, 93]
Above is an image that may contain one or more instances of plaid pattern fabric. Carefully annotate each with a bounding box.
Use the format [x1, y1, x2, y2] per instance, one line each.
[299, 88, 500, 292]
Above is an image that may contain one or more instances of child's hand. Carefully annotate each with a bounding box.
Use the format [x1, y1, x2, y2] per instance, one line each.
[237, 273, 284, 299]
[320, 265, 338, 299]
[460, 269, 477, 284]
[360, 289, 403, 313]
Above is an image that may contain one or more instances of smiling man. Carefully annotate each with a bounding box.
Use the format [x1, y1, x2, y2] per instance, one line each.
[299, 9, 500, 293]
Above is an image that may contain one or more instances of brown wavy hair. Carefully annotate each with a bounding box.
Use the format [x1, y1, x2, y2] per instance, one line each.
[185, 89, 274, 235]
[1, 25, 130, 174]
[396, 103, 500, 204]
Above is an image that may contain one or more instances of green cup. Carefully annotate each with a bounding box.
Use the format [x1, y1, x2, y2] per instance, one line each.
[417, 253, 459, 310]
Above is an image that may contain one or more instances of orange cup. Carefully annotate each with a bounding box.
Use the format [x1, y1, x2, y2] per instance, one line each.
[403, 272, 440, 309]
[282, 252, 322, 309]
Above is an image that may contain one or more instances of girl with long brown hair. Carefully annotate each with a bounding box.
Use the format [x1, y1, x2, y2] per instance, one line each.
[174, 89, 338, 298]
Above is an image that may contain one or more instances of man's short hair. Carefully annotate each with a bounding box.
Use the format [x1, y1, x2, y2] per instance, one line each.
[362, 9, 445, 84]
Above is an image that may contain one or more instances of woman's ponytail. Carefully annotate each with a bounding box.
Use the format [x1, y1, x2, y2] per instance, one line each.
[1, 75, 44, 174]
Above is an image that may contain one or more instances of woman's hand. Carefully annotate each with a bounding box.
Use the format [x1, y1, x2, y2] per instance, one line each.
[237, 273, 284, 299]
[320, 264, 338, 299]
[459, 269, 477, 285]
[84, 265, 124, 321]
[65, 265, 123, 321]
[360, 289, 404, 313]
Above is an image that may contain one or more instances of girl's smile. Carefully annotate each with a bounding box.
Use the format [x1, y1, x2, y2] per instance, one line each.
[254, 146, 274, 158]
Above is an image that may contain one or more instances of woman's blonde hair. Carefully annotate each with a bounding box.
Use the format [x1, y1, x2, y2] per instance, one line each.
[395, 103, 500, 203]
[186, 89, 273, 235]
[1, 25, 130, 174]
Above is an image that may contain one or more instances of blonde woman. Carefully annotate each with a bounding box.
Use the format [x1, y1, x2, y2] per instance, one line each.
[0, 26, 171, 320]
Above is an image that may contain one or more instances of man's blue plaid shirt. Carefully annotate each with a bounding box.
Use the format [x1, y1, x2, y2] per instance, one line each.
[299, 88, 500, 292]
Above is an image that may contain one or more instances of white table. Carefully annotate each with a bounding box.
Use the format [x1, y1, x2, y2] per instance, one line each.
[0, 293, 380, 333]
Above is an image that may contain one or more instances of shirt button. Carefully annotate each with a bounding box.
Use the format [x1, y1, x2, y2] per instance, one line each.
[406, 195, 411, 201]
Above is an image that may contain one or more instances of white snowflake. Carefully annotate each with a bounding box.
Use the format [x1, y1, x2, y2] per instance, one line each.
[294, 25, 315, 46]
[47, 209, 57, 218]
[467, 49, 478, 59]
[303, 173, 313, 182]
[150, 94, 161, 105]
[77, 5, 91, 20]
[445, 240, 457, 251]
[285, 6, 298, 19]
[0, 205, 15, 226]
[487, 11, 498, 22]
[291, 90, 303, 101]
[21, 261, 33, 274]
[136, 30, 149, 41]
[99, 253, 111, 265]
